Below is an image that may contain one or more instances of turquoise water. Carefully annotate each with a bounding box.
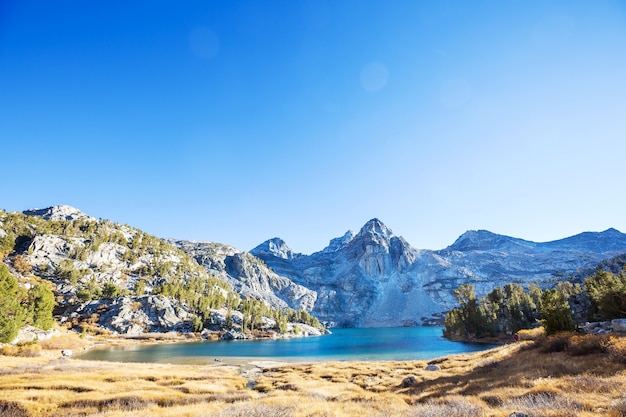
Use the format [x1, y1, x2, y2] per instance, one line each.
[78, 327, 495, 364]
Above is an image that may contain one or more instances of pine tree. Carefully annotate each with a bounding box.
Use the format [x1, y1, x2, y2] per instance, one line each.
[0, 265, 27, 342]
[540, 289, 576, 335]
[584, 269, 626, 320]
[28, 284, 55, 330]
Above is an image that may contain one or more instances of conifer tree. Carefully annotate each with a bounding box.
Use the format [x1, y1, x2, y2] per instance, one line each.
[540, 289, 576, 335]
[0, 265, 27, 342]
[27, 284, 55, 330]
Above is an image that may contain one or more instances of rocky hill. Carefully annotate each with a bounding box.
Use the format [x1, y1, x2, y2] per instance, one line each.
[165, 239, 316, 312]
[0, 206, 325, 341]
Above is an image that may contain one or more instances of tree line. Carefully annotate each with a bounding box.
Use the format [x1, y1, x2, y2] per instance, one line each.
[444, 267, 626, 339]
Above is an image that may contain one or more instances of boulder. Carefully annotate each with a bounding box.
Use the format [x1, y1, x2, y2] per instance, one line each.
[611, 318, 626, 333]
[13, 326, 61, 345]
[222, 330, 245, 340]
[401, 376, 418, 388]
[71, 295, 193, 335]
[425, 364, 441, 371]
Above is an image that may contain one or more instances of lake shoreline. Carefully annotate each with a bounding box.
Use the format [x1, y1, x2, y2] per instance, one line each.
[75, 327, 499, 364]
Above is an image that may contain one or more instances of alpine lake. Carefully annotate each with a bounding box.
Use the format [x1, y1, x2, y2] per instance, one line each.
[78, 327, 495, 364]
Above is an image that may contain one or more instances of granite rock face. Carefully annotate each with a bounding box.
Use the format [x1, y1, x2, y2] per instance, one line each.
[68, 295, 193, 336]
[167, 239, 316, 312]
[251, 220, 626, 327]
[252, 219, 442, 327]
[251, 238, 302, 260]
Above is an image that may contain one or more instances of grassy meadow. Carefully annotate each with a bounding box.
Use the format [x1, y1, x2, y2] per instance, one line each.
[1, 331, 625, 417]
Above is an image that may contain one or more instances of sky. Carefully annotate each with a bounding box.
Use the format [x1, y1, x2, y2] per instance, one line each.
[1, 1, 626, 254]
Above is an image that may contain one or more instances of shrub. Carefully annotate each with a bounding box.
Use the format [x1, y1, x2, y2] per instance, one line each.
[102, 282, 127, 299]
[0, 400, 30, 417]
[540, 332, 572, 353]
[39, 334, 89, 351]
[517, 327, 544, 341]
[566, 334, 608, 356]
[13, 255, 32, 276]
[55, 259, 80, 285]
[16, 343, 41, 357]
[0, 345, 19, 356]
[603, 336, 626, 363]
[408, 397, 485, 417]
[1, 343, 42, 357]
[212, 403, 293, 417]
[504, 392, 581, 415]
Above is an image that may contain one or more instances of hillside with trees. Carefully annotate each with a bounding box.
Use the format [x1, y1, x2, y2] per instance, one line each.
[0, 207, 324, 344]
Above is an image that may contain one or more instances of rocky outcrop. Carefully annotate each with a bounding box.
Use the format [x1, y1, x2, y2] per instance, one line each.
[68, 295, 193, 336]
[322, 231, 355, 253]
[25, 234, 142, 300]
[168, 239, 317, 312]
[23, 205, 95, 222]
[584, 319, 626, 335]
[251, 238, 302, 260]
[12, 326, 61, 345]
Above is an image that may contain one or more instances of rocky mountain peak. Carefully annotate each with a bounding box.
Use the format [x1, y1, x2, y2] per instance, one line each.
[448, 230, 498, 250]
[355, 218, 394, 242]
[251, 237, 300, 259]
[23, 205, 95, 222]
[545, 228, 626, 252]
[321, 230, 355, 253]
[446, 229, 535, 252]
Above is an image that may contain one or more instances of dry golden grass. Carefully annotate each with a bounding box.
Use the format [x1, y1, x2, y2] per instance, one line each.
[38, 333, 91, 352]
[0, 333, 625, 416]
[0, 355, 249, 417]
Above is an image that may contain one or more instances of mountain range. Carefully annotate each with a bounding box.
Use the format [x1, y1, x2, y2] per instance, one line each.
[4, 205, 626, 333]
[246, 219, 626, 326]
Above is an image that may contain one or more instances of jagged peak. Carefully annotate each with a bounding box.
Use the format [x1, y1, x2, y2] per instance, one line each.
[356, 218, 394, 240]
[250, 237, 300, 260]
[322, 230, 356, 253]
[23, 205, 95, 222]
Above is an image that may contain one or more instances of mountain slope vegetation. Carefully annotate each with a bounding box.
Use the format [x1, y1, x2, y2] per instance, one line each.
[0, 207, 323, 343]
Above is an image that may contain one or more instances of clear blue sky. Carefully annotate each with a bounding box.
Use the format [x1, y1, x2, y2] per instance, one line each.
[2, 1, 626, 253]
